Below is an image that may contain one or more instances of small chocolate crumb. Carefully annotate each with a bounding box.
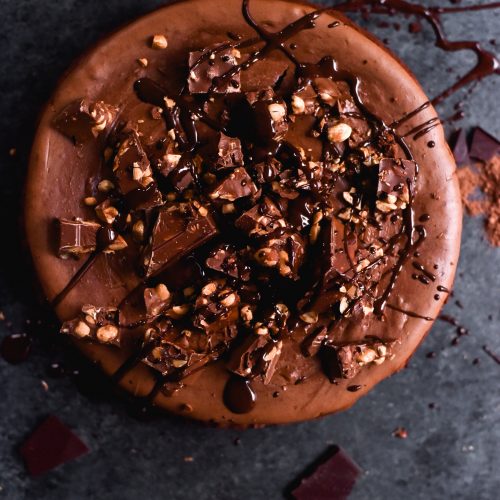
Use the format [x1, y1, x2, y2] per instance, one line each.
[392, 427, 408, 439]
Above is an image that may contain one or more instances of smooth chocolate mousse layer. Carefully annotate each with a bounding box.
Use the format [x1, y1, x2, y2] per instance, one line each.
[25, 0, 461, 425]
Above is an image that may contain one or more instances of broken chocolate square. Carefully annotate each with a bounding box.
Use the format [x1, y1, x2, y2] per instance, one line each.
[291, 445, 362, 500]
[142, 202, 218, 277]
[57, 218, 100, 258]
[188, 43, 241, 94]
[53, 99, 117, 144]
[20, 415, 89, 476]
[209, 167, 258, 201]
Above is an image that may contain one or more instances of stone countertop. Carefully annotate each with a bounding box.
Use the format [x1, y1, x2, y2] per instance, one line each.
[0, 1, 498, 499]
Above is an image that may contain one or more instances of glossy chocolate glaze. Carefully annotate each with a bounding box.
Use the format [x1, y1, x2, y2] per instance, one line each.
[25, 0, 462, 425]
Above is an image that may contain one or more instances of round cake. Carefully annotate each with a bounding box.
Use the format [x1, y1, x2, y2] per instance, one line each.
[25, 0, 461, 426]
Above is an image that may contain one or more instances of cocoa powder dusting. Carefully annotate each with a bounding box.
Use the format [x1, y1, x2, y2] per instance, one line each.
[457, 155, 500, 247]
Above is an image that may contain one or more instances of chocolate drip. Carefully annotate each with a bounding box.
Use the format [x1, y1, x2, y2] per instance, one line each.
[223, 374, 257, 414]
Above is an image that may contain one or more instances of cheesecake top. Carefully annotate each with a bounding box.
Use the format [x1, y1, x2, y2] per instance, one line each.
[25, 0, 461, 425]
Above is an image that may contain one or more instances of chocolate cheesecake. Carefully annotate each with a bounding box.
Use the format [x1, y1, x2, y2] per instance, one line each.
[25, 0, 461, 425]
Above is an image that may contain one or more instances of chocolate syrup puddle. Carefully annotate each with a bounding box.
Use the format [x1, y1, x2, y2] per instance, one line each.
[223, 374, 256, 414]
[0, 333, 32, 364]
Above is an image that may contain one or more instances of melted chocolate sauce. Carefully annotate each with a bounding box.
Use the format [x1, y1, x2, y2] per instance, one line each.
[0, 333, 32, 364]
[223, 374, 256, 414]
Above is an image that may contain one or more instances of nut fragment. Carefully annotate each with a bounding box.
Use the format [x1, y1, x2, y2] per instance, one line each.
[155, 283, 171, 301]
[170, 304, 190, 318]
[83, 197, 97, 207]
[339, 297, 349, 314]
[291, 95, 305, 114]
[327, 123, 352, 143]
[240, 305, 253, 323]
[201, 282, 217, 296]
[300, 311, 319, 324]
[96, 324, 119, 343]
[96, 205, 119, 225]
[132, 220, 145, 241]
[137, 58, 149, 67]
[172, 359, 188, 368]
[105, 235, 128, 252]
[254, 248, 278, 267]
[152, 34, 168, 50]
[255, 324, 269, 336]
[220, 293, 236, 308]
[97, 180, 114, 193]
[268, 103, 286, 122]
[74, 321, 91, 338]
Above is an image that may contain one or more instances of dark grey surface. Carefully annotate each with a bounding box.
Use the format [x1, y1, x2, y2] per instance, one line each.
[0, 1, 499, 499]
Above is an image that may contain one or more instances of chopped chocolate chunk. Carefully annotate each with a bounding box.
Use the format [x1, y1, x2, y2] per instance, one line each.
[322, 217, 357, 280]
[321, 341, 392, 382]
[377, 158, 416, 208]
[57, 219, 100, 257]
[254, 158, 282, 183]
[469, 126, 500, 161]
[202, 132, 244, 169]
[61, 305, 121, 346]
[113, 130, 155, 194]
[53, 99, 117, 144]
[254, 230, 306, 279]
[20, 416, 89, 476]
[301, 326, 327, 357]
[209, 167, 258, 201]
[193, 280, 241, 334]
[227, 334, 283, 384]
[144, 283, 172, 317]
[188, 43, 241, 94]
[252, 100, 289, 143]
[235, 197, 285, 236]
[291, 445, 361, 500]
[451, 128, 469, 166]
[291, 84, 318, 115]
[206, 245, 251, 281]
[142, 202, 218, 277]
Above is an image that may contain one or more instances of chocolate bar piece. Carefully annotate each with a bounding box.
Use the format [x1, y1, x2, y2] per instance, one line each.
[209, 167, 258, 202]
[142, 202, 218, 277]
[60, 304, 122, 346]
[20, 416, 89, 476]
[469, 126, 500, 161]
[53, 99, 117, 144]
[58, 218, 100, 257]
[292, 445, 361, 500]
[322, 217, 357, 281]
[188, 43, 241, 94]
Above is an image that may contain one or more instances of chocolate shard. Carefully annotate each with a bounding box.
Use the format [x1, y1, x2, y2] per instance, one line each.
[209, 167, 258, 202]
[142, 202, 218, 278]
[188, 43, 241, 94]
[206, 245, 251, 281]
[235, 196, 286, 236]
[53, 99, 117, 144]
[60, 305, 122, 346]
[301, 326, 327, 357]
[227, 334, 283, 385]
[202, 132, 244, 170]
[254, 158, 282, 183]
[321, 341, 393, 382]
[469, 126, 500, 162]
[20, 416, 89, 476]
[291, 445, 362, 500]
[450, 128, 469, 166]
[113, 130, 154, 194]
[377, 158, 417, 209]
[254, 230, 306, 280]
[252, 99, 289, 143]
[322, 217, 357, 281]
[57, 218, 100, 258]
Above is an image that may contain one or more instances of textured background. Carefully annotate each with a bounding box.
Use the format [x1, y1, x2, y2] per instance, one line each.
[0, 1, 499, 499]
